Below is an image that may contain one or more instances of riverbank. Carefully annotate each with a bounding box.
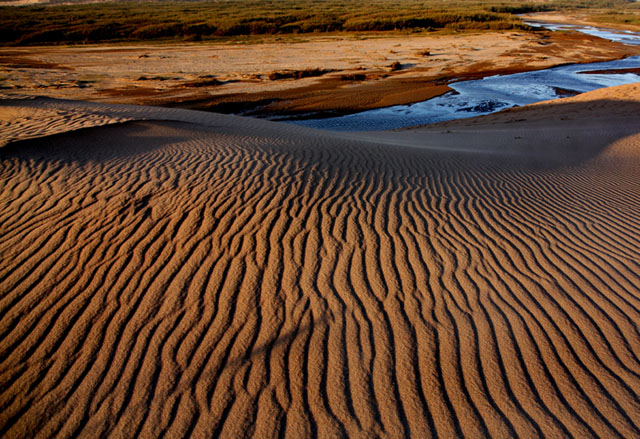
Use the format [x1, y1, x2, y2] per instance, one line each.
[2, 28, 639, 118]
[521, 12, 640, 33]
[293, 56, 640, 131]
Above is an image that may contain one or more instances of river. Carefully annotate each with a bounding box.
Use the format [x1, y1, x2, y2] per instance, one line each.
[288, 21, 640, 131]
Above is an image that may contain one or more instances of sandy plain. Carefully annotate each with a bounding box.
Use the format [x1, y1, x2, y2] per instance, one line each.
[2, 26, 640, 117]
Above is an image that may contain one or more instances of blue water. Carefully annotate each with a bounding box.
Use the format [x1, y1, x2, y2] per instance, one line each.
[524, 21, 640, 46]
[287, 22, 640, 131]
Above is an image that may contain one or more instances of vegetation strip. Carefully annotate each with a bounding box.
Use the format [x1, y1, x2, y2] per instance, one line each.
[0, 0, 550, 45]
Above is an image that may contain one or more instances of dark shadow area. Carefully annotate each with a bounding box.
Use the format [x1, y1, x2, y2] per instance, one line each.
[1, 98, 638, 175]
[0, 121, 189, 164]
[226, 317, 328, 369]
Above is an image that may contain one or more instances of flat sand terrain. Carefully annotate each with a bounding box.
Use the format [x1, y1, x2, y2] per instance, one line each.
[1, 83, 640, 438]
[2, 29, 639, 117]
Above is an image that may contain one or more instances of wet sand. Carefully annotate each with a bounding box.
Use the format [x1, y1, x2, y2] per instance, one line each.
[2, 28, 639, 118]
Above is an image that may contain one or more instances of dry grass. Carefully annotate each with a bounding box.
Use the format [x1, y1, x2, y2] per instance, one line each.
[0, 0, 547, 45]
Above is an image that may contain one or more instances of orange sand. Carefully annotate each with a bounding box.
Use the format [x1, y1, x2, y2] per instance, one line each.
[1, 84, 640, 438]
[2, 29, 638, 117]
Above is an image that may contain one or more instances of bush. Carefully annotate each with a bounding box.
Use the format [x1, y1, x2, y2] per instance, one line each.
[268, 68, 332, 80]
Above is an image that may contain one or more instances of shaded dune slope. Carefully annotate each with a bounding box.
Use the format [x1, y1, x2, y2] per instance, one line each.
[2, 87, 640, 438]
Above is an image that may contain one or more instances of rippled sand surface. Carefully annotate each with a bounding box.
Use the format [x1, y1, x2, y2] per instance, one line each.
[1, 84, 640, 438]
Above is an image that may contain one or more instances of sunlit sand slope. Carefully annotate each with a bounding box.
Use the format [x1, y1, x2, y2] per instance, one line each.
[1, 85, 640, 439]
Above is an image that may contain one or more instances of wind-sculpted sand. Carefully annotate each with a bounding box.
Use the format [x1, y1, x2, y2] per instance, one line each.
[1, 84, 640, 439]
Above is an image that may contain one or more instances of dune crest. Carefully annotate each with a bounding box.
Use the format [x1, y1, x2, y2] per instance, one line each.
[1, 84, 640, 439]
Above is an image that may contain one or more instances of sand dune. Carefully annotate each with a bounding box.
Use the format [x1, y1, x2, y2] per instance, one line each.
[1, 84, 640, 439]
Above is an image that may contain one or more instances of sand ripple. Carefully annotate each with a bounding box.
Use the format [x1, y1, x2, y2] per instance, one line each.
[1, 86, 640, 438]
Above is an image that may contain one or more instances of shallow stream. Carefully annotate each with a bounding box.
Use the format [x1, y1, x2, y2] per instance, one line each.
[289, 22, 640, 131]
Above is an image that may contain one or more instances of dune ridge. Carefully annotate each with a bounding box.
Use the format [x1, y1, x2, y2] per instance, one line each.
[1, 85, 640, 438]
